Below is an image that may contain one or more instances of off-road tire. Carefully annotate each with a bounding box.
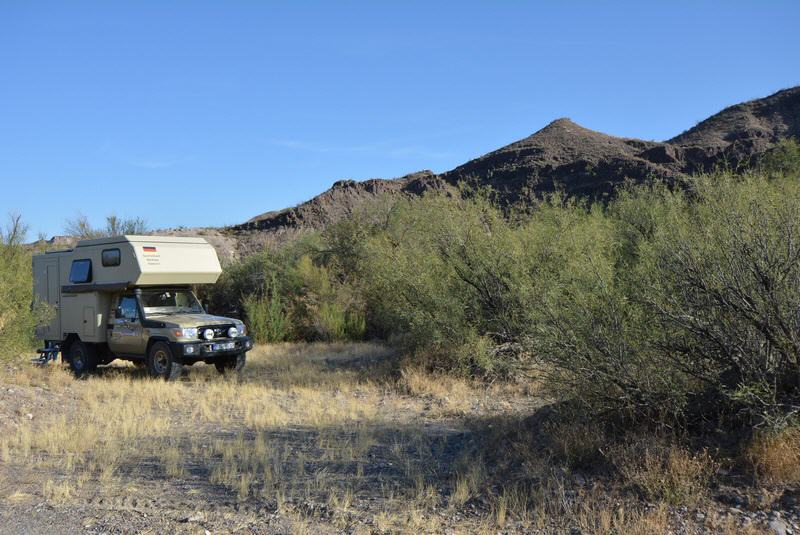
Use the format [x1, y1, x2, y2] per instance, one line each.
[147, 341, 182, 381]
[215, 353, 246, 375]
[69, 341, 98, 378]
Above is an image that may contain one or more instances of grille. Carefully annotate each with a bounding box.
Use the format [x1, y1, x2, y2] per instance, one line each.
[197, 325, 235, 340]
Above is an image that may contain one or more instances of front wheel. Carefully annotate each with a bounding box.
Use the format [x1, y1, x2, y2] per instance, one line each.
[215, 353, 246, 375]
[147, 341, 182, 381]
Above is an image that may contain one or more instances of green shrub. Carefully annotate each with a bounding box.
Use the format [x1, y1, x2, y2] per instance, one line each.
[0, 216, 51, 358]
[242, 275, 290, 343]
[214, 239, 366, 343]
[316, 302, 365, 341]
[638, 173, 800, 425]
[760, 138, 800, 176]
[320, 170, 800, 425]
[517, 196, 691, 416]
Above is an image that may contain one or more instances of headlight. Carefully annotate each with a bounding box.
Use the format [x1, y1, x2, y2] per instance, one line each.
[227, 327, 238, 338]
[203, 328, 215, 340]
[237, 323, 247, 336]
[172, 327, 198, 339]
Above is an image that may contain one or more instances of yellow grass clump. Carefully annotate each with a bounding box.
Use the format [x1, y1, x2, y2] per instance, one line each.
[747, 426, 800, 486]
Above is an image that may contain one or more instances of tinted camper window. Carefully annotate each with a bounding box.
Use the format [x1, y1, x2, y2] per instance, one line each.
[102, 248, 121, 267]
[69, 259, 92, 283]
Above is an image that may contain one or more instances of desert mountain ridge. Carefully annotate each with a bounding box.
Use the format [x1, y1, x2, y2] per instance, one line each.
[234, 86, 800, 237]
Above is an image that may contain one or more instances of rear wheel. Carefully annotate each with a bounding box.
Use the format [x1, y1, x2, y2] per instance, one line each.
[69, 341, 97, 377]
[215, 353, 246, 375]
[147, 342, 182, 381]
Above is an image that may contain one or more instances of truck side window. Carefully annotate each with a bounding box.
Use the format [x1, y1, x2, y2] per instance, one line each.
[102, 248, 121, 267]
[118, 296, 139, 321]
[69, 259, 92, 283]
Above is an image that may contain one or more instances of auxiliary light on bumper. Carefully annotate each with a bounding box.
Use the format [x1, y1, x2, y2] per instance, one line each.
[174, 336, 253, 358]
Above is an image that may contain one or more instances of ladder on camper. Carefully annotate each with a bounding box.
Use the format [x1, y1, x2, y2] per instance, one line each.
[32, 344, 60, 365]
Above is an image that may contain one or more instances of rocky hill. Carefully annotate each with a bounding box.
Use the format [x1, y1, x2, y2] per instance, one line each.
[235, 171, 452, 233]
[236, 86, 799, 237]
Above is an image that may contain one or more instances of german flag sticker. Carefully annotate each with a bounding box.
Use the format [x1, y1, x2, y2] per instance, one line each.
[143, 246, 157, 254]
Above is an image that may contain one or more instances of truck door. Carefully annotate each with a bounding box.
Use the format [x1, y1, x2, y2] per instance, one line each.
[35, 258, 61, 340]
[108, 295, 146, 355]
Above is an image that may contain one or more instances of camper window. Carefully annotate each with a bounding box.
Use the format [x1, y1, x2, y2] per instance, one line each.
[69, 259, 92, 283]
[102, 248, 121, 267]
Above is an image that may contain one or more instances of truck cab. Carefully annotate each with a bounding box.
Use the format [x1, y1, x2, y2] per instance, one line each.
[33, 235, 253, 380]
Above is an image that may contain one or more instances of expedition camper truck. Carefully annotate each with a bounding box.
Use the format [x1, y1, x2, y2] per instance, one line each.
[32, 235, 253, 379]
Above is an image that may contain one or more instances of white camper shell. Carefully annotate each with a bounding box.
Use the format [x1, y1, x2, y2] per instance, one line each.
[32, 236, 251, 379]
[33, 236, 222, 342]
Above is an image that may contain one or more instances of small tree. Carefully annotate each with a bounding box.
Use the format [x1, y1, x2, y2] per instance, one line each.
[64, 213, 149, 238]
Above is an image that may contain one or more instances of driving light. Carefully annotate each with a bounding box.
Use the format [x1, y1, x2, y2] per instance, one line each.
[203, 328, 215, 340]
[227, 327, 238, 338]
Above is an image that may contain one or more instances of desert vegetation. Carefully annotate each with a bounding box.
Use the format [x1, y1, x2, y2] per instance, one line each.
[1, 142, 799, 533]
[0, 216, 50, 357]
[0, 344, 765, 534]
[216, 141, 800, 429]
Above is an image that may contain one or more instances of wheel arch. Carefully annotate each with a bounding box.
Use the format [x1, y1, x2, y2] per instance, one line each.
[145, 336, 171, 356]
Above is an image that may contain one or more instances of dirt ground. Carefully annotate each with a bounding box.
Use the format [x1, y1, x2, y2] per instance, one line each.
[0, 344, 797, 534]
[0, 343, 540, 534]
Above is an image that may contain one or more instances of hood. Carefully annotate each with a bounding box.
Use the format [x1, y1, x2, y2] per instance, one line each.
[146, 313, 239, 328]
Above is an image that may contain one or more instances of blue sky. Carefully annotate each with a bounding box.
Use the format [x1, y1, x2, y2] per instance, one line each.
[1, 1, 799, 239]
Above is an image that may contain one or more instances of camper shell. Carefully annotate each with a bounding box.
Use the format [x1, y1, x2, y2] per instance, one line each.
[33, 235, 252, 379]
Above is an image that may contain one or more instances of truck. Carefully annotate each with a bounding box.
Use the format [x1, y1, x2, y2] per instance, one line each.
[32, 235, 253, 380]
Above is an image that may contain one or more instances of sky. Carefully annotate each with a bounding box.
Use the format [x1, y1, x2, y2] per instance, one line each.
[1, 1, 799, 239]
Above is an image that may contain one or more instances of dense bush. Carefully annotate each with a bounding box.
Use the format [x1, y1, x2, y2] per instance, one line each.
[211, 144, 800, 428]
[211, 236, 365, 343]
[0, 216, 50, 358]
[639, 174, 800, 425]
[325, 170, 800, 425]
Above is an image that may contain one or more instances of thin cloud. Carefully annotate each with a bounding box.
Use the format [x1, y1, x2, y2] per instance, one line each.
[263, 139, 375, 154]
[262, 138, 454, 160]
[127, 156, 194, 169]
[97, 142, 194, 169]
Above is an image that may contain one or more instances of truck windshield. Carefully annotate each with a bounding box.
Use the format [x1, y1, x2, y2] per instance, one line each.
[140, 289, 204, 316]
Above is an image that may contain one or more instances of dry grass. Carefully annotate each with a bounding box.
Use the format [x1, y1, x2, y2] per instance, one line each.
[1, 343, 524, 532]
[544, 417, 606, 469]
[0, 343, 771, 534]
[5, 490, 34, 503]
[608, 438, 718, 506]
[746, 426, 800, 486]
[397, 367, 475, 415]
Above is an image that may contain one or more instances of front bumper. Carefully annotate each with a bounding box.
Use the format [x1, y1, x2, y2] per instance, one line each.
[170, 336, 253, 359]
